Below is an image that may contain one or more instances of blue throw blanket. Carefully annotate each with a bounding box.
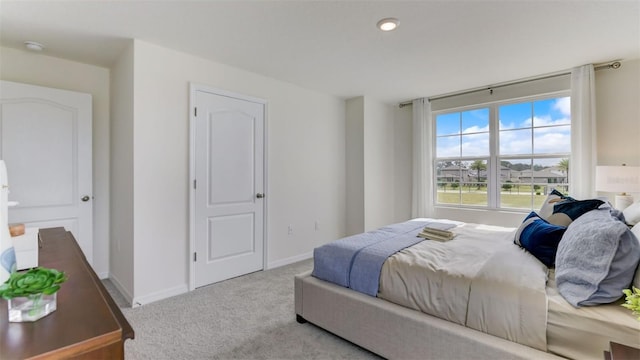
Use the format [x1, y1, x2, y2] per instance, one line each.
[312, 220, 455, 296]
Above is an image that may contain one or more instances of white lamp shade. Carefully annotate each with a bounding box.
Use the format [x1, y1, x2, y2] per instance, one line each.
[595, 165, 640, 194]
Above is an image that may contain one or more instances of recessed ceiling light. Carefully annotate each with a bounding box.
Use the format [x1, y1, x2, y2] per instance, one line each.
[377, 18, 399, 31]
[24, 41, 44, 52]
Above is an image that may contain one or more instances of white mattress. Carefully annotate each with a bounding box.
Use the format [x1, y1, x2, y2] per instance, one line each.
[546, 269, 640, 359]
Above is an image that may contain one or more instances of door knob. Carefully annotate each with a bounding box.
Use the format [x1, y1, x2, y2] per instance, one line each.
[81, 195, 91, 202]
[256, 193, 265, 199]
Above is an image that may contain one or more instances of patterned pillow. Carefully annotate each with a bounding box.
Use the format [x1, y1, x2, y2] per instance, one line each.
[514, 212, 567, 267]
[546, 199, 605, 227]
[538, 189, 573, 220]
[537, 189, 604, 226]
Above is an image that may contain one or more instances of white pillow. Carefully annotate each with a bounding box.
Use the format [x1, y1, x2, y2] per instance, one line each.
[632, 223, 640, 289]
[632, 222, 640, 240]
[623, 200, 640, 226]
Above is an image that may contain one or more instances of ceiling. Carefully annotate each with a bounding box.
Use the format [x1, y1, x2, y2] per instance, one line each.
[1, 1, 638, 104]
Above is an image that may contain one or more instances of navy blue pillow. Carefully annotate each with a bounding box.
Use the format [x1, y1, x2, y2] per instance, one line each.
[514, 212, 567, 267]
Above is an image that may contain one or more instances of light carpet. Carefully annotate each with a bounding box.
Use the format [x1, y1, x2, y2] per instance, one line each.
[106, 259, 381, 360]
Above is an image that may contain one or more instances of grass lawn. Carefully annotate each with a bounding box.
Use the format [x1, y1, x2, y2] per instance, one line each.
[437, 190, 547, 209]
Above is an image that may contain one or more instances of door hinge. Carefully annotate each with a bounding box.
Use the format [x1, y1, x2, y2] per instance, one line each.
[194, 252, 197, 262]
[193, 179, 197, 189]
[194, 107, 197, 117]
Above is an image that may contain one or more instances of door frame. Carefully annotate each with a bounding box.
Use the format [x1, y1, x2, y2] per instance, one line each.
[188, 83, 268, 291]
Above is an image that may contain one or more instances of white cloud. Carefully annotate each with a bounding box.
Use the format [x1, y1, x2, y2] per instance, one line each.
[436, 137, 460, 157]
[500, 130, 532, 155]
[498, 126, 570, 155]
[553, 97, 571, 117]
[461, 133, 490, 156]
[462, 125, 489, 134]
[534, 115, 570, 127]
[533, 131, 571, 153]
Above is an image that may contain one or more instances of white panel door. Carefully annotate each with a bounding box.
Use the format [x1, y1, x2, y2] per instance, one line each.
[0, 81, 93, 263]
[193, 88, 265, 288]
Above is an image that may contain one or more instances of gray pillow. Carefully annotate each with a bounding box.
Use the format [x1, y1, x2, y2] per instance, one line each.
[555, 207, 640, 307]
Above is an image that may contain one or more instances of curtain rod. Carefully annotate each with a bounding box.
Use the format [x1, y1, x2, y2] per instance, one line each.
[398, 61, 622, 108]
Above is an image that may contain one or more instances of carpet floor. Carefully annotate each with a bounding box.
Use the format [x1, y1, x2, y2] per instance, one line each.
[104, 259, 381, 360]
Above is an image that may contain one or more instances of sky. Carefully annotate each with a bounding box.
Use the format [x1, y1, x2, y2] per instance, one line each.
[436, 96, 571, 167]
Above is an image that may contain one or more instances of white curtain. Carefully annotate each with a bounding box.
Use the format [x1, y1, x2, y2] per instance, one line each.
[570, 64, 597, 199]
[411, 98, 434, 218]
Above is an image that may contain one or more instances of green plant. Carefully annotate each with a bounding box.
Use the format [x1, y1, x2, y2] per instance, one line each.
[502, 182, 513, 193]
[0, 267, 67, 299]
[622, 287, 640, 321]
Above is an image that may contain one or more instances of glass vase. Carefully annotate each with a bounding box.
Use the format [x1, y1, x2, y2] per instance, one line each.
[7, 293, 57, 322]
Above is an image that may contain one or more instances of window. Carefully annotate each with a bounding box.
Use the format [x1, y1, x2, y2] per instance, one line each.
[434, 94, 571, 210]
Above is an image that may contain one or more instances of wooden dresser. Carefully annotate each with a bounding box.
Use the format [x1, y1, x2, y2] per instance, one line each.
[604, 341, 640, 360]
[0, 228, 134, 359]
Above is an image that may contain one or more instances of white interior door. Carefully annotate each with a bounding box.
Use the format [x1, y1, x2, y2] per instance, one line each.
[192, 86, 265, 288]
[0, 80, 93, 263]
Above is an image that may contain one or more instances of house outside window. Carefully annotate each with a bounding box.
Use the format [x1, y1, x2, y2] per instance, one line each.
[434, 93, 571, 211]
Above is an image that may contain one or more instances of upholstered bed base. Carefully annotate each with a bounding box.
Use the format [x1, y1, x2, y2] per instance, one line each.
[295, 271, 562, 360]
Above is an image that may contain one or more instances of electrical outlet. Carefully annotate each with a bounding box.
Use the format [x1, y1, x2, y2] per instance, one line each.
[288, 224, 293, 235]
[315, 221, 320, 231]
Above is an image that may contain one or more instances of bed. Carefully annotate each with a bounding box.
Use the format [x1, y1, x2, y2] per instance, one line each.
[294, 196, 640, 359]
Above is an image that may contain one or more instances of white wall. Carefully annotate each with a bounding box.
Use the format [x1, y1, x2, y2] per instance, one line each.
[345, 97, 365, 235]
[121, 40, 346, 304]
[596, 59, 640, 167]
[363, 99, 395, 231]
[345, 96, 397, 234]
[392, 105, 413, 223]
[109, 41, 135, 302]
[0, 46, 111, 278]
[595, 58, 640, 202]
[396, 59, 640, 227]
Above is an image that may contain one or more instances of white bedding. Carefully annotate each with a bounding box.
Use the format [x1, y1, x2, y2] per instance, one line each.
[546, 269, 640, 360]
[378, 221, 550, 351]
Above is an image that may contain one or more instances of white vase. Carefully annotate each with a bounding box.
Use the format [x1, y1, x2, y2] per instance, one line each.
[0, 160, 16, 284]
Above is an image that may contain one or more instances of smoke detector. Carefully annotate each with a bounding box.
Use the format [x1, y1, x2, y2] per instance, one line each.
[24, 41, 44, 52]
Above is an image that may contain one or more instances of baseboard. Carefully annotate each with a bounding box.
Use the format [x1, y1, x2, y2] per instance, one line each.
[267, 251, 312, 270]
[109, 253, 311, 307]
[108, 273, 134, 306]
[97, 271, 109, 280]
[131, 284, 189, 308]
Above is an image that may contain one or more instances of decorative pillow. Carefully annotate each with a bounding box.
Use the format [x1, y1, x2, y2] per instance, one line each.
[514, 211, 567, 268]
[556, 208, 640, 307]
[538, 189, 573, 220]
[623, 200, 640, 226]
[546, 199, 605, 227]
